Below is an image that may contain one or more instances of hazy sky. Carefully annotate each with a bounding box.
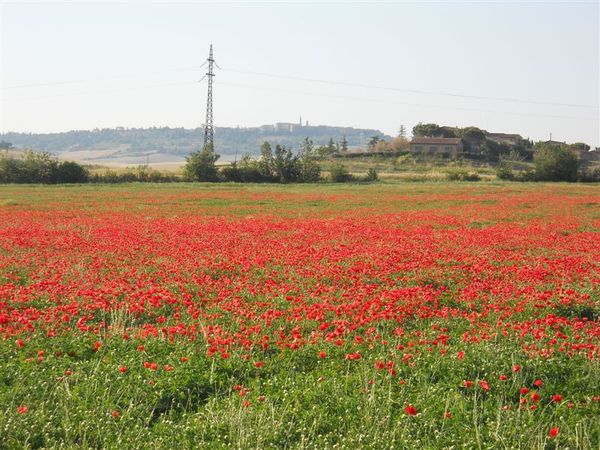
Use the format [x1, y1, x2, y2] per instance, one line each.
[1, 1, 599, 145]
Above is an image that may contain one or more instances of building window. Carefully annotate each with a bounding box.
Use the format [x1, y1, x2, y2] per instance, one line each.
[415, 145, 423, 152]
[444, 146, 452, 152]
[430, 146, 437, 152]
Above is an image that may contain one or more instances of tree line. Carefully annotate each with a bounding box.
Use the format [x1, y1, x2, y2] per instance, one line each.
[2, 139, 597, 184]
[0, 151, 89, 184]
[184, 139, 371, 183]
[497, 142, 599, 182]
[0, 140, 373, 184]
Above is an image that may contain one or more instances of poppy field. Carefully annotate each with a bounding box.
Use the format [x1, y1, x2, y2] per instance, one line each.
[0, 183, 598, 449]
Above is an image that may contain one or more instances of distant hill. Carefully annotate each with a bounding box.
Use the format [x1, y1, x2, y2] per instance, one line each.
[1, 124, 391, 166]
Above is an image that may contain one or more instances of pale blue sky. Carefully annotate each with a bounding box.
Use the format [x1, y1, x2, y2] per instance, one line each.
[1, 1, 599, 145]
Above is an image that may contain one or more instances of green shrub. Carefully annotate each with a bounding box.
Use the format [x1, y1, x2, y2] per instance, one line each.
[184, 146, 220, 182]
[577, 168, 600, 183]
[496, 164, 514, 180]
[329, 163, 352, 182]
[445, 169, 480, 182]
[533, 143, 579, 181]
[364, 168, 379, 182]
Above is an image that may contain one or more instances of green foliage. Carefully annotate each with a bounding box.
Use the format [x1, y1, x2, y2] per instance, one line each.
[297, 156, 321, 183]
[479, 140, 510, 162]
[367, 136, 380, 151]
[221, 142, 321, 183]
[90, 167, 179, 183]
[184, 146, 220, 182]
[364, 168, 379, 182]
[340, 136, 348, 153]
[271, 145, 298, 183]
[0, 151, 88, 184]
[412, 123, 441, 137]
[533, 143, 579, 182]
[577, 168, 600, 183]
[445, 169, 481, 181]
[412, 123, 457, 138]
[570, 142, 590, 152]
[329, 163, 352, 182]
[258, 142, 275, 181]
[456, 127, 485, 141]
[515, 168, 537, 182]
[55, 161, 89, 183]
[496, 163, 515, 180]
[1, 126, 390, 158]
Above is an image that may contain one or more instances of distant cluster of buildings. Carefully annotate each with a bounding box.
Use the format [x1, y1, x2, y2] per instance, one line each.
[409, 131, 599, 162]
[409, 130, 524, 156]
[256, 117, 309, 133]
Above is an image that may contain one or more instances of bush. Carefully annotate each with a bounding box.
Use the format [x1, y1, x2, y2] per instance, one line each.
[533, 143, 579, 182]
[445, 169, 480, 182]
[184, 146, 220, 182]
[55, 161, 89, 183]
[0, 152, 88, 184]
[364, 168, 379, 182]
[515, 168, 537, 182]
[329, 163, 352, 182]
[496, 164, 514, 180]
[577, 168, 600, 183]
[89, 167, 179, 183]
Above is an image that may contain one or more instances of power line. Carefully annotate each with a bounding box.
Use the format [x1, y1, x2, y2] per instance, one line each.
[219, 81, 599, 122]
[2, 65, 203, 90]
[2, 63, 597, 124]
[4, 77, 597, 123]
[221, 67, 597, 110]
[3, 62, 595, 111]
[2, 80, 198, 101]
[2, 81, 197, 102]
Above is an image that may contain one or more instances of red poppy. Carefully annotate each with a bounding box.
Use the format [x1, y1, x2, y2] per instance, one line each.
[405, 404, 418, 416]
[479, 380, 490, 391]
[17, 405, 29, 414]
[551, 394, 563, 403]
[548, 427, 559, 438]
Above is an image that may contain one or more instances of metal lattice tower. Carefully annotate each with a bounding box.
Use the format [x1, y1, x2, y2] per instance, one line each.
[203, 44, 215, 151]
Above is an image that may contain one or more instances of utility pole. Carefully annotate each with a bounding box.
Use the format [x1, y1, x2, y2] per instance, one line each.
[203, 44, 215, 151]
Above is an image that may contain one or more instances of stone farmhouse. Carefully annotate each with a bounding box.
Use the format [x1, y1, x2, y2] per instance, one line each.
[409, 137, 463, 156]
